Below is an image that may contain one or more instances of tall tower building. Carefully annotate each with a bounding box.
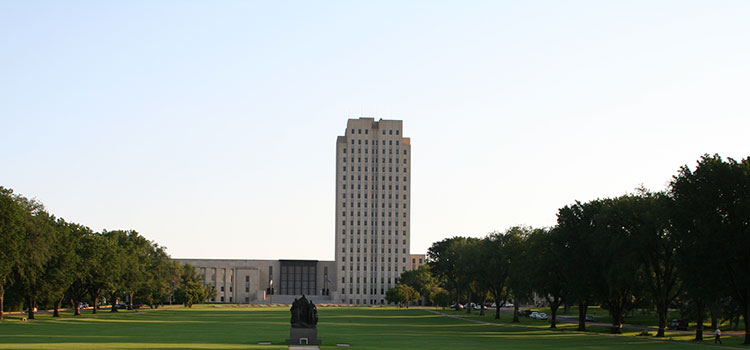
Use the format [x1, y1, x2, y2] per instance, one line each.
[335, 118, 411, 305]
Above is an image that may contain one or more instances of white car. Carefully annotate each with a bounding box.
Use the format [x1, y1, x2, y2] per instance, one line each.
[537, 312, 548, 320]
[530, 312, 541, 319]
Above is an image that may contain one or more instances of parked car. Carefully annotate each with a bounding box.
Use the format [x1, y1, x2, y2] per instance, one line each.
[473, 304, 488, 310]
[537, 312, 548, 320]
[585, 314, 595, 322]
[79, 302, 89, 309]
[667, 319, 688, 331]
[518, 309, 532, 317]
[449, 304, 465, 310]
[530, 312, 541, 319]
[464, 302, 478, 310]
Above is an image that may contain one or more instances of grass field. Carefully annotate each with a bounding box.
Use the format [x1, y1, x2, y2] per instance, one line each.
[0, 305, 745, 349]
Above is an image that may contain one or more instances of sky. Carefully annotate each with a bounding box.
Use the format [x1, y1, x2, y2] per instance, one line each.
[1, 1, 748, 261]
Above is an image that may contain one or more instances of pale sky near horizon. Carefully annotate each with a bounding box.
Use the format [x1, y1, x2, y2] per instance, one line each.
[1, 1, 748, 260]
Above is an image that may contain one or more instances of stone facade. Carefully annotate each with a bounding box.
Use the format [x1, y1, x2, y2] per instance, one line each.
[335, 118, 411, 305]
[177, 259, 336, 304]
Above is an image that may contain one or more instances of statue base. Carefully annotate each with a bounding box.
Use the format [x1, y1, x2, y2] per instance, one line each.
[286, 327, 321, 345]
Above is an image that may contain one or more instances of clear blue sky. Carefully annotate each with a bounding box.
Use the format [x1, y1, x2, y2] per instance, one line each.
[1, 1, 748, 260]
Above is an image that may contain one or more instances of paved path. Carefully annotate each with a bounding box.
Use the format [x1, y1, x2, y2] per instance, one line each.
[423, 308, 747, 349]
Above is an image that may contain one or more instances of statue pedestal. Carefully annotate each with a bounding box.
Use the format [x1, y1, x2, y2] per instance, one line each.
[286, 327, 321, 345]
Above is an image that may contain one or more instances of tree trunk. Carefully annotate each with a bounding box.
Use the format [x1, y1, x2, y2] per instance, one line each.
[72, 297, 81, 316]
[610, 307, 623, 334]
[577, 302, 588, 331]
[479, 297, 485, 316]
[466, 290, 472, 314]
[111, 293, 118, 312]
[53, 297, 63, 317]
[495, 302, 501, 319]
[0, 289, 4, 321]
[92, 289, 100, 314]
[455, 286, 461, 311]
[695, 300, 704, 341]
[609, 294, 629, 334]
[27, 296, 35, 320]
[127, 292, 133, 310]
[743, 303, 750, 345]
[550, 302, 559, 328]
[513, 302, 520, 323]
[656, 302, 667, 337]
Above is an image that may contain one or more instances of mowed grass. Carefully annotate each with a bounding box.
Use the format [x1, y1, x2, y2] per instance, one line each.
[0, 305, 742, 349]
[437, 307, 748, 348]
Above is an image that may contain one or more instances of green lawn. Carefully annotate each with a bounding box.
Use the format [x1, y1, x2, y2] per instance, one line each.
[0, 305, 744, 349]
[438, 307, 747, 347]
[518, 305, 745, 332]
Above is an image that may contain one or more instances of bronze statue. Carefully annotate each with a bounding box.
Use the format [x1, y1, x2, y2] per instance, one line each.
[290, 295, 318, 328]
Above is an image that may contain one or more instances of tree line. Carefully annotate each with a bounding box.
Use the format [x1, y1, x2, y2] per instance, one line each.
[389, 154, 750, 344]
[0, 187, 214, 320]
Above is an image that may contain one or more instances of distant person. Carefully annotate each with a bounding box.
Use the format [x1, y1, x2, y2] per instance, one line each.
[714, 327, 722, 344]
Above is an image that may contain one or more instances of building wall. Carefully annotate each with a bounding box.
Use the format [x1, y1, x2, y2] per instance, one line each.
[335, 118, 411, 305]
[176, 259, 336, 304]
[410, 254, 426, 271]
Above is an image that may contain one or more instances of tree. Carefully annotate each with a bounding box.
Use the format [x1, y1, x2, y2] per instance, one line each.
[137, 246, 179, 308]
[428, 237, 475, 311]
[556, 200, 605, 331]
[527, 228, 566, 328]
[482, 232, 512, 320]
[455, 238, 482, 314]
[399, 284, 420, 308]
[13, 195, 55, 320]
[385, 284, 419, 308]
[68, 225, 97, 316]
[631, 189, 681, 337]
[671, 154, 750, 344]
[174, 263, 210, 308]
[429, 287, 451, 309]
[86, 233, 119, 314]
[0, 187, 25, 320]
[42, 218, 80, 317]
[592, 196, 647, 334]
[398, 265, 437, 305]
[504, 227, 533, 323]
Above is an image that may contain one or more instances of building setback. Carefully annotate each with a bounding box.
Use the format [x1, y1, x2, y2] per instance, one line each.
[335, 118, 411, 305]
